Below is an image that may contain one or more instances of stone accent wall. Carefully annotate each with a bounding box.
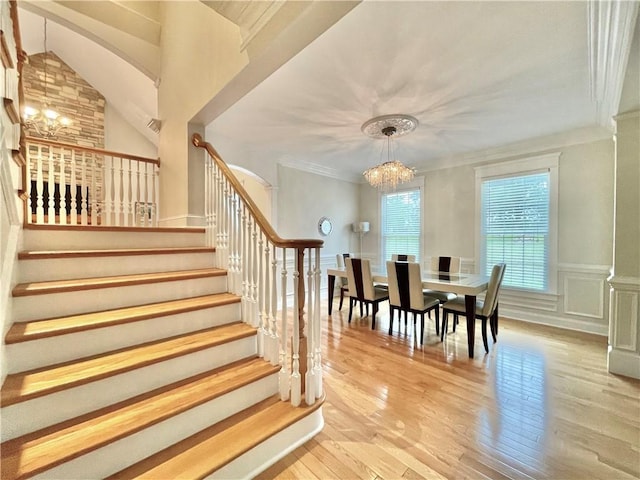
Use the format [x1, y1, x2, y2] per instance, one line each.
[22, 51, 105, 148]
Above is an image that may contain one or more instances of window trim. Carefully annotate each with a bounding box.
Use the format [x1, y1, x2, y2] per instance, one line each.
[378, 176, 424, 268]
[475, 153, 559, 294]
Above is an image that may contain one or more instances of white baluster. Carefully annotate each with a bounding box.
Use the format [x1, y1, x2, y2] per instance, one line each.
[262, 236, 271, 362]
[279, 247, 290, 401]
[58, 149, 66, 225]
[314, 247, 323, 398]
[80, 152, 88, 225]
[257, 229, 265, 357]
[153, 163, 159, 226]
[36, 146, 44, 224]
[305, 249, 316, 405]
[251, 218, 259, 329]
[91, 155, 98, 225]
[26, 149, 33, 224]
[270, 243, 279, 365]
[291, 258, 301, 407]
[70, 150, 77, 225]
[241, 204, 249, 322]
[47, 148, 55, 224]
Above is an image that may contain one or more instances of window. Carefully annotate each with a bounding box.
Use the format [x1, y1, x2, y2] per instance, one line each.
[476, 154, 559, 293]
[381, 188, 421, 263]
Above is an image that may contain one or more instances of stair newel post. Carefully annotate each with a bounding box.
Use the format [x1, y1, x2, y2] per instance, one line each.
[47, 147, 55, 224]
[142, 161, 150, 227]
[270, 243, 279, 365]
[228, 191, 237, 293]
[263, 236, 271, 362]
[240, 203, 249, 322]
[35, 145, 44, 224]
[152, 162, 159, 227]
[279, 247, 290, 400]
[313, 247, 323, 398]
[290, 247, 302, 407]
[223, 177, 231, 270]
[216, 166, 224, 266]
[305, 248, 316, 406]
[58, 148, 67, 225]
[91, 155, 99, 226]
[80, 151, 88, 225]
[204, 157, 212, 246]
[234, 192, 243, 296]
[70, 150, 77, 225]
[114, 156, 122, 226]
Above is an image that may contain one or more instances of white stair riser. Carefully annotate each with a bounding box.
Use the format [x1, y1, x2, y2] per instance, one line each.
[12, 276, 228, 321]
[1, 336, 258, 441]
[22, 230, 207, 251]
[6, 303, 241, 373]
[32, 374, 279, 480]
[18, 253, 215, 282]
[210, 408, 324, 480]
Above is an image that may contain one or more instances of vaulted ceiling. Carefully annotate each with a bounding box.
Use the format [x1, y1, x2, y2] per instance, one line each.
[16, 1, 640, 183]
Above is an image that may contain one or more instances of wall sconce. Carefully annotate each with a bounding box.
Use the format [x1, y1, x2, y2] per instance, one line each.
[352, 221, 370, 255]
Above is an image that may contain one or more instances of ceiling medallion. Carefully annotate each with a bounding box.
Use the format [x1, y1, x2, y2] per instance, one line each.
[361, 114, 418, 139]
[362, 114, 417, 191]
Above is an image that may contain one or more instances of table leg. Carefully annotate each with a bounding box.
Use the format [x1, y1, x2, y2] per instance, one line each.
[328, 274, 336, 315]
[465, 294, 476, 358]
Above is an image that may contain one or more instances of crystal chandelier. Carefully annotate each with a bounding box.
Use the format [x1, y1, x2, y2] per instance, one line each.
[362, 114, 417, 191]
[23, 18, 71, 138]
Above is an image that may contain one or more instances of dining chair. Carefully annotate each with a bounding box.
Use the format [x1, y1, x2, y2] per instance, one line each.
[336, 253, 351, 311]
[391, 254, 416, 262]
[346, 257, 389, 330]
[441, 263, 506, 354]
[386, 261, 440, 344]
[424, 256, 461, 330]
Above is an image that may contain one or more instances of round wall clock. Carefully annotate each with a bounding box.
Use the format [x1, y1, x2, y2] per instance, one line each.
[318, 217, 333, 236]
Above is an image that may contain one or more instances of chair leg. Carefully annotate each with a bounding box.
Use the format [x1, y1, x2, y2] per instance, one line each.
[481, 316, 489, 353]
[359, 301, 363, 318]
[339, 289, 345, 311]
[453, 314, 458, 332]
[441, 311, 447, 341]
[490, 310, 497, 342]
[389, 307, 395, 335]
[372, 303, 378, 330]
[420, 313, 425, 345]
[435, 307, 440, 337]
[348, 298, 354, 323]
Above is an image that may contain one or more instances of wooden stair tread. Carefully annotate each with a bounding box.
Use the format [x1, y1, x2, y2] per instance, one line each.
[0, 322, 256, 407]
[0, 357, 279, 480]
[12, 268, 226, 297]
[109, 395, 325, 480]
[18, 246, 215, 260]
[5, 293, 240, 343]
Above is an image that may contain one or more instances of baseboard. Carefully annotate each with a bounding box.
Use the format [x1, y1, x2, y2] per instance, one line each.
[499, 306, 609, 336]
[608, 347, 640, 379]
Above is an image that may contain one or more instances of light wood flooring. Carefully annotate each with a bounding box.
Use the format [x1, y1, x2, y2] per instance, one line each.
[257, 302, 640, 480]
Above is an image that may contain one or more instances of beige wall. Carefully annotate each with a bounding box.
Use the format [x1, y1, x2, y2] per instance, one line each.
[277, 165, 359, 258]
[157, 2, 247, 225]
[104, 104, 157, 158]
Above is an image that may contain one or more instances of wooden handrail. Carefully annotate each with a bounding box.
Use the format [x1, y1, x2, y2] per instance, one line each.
[25, 136, 161, 166]
[192, 133, 323, 250]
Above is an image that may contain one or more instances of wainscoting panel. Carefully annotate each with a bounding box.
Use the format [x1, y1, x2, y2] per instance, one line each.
[563, 275, 605, 319]
[611, 287, 639, 351]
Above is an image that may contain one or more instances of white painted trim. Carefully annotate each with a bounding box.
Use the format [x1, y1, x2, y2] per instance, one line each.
[501, 309, 609, 337]
[608, 275, 640, 288]
[608, 347, 640, 379]
[279, 158, 361, 183]
[614, 109, 640, 122]
[588, 1, 640, 127]
[563, 275, 605, 319]
[1, 146, 20, 226]
[210, 407, 324, 480]
[558, 263, 612, 275]
[474, 152, 560, 294]
[158, 214, 205, 227]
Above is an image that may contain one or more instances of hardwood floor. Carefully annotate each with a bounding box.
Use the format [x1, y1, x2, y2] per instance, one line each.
[257, 303, 640, 480]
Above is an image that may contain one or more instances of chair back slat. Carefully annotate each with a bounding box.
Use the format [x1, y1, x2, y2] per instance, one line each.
[347, 257, 375, 301]
[336, 253, 350, 287]
[387, 261, 428, 311]
[482, 263, 507, 317]
[430, 256, 461, 273]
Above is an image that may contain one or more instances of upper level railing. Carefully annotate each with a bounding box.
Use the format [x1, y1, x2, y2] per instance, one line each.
[24, 136, 160, 227]
[192, 133, 324, 407]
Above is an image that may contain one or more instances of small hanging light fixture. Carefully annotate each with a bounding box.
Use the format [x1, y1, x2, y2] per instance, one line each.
[23, 17, 72, 139]
[362, 114, 417, 191]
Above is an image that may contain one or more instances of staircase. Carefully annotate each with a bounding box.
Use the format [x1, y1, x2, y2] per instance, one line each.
[0, 225, 324, 479]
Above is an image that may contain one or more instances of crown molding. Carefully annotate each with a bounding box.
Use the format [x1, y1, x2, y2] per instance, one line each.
[278, 158, 362, 183]
[417, 125, 612, 173]
[588, 0, 639, 128]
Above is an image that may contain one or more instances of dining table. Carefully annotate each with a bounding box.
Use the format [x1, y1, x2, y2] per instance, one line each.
[326, 267, 490, 358]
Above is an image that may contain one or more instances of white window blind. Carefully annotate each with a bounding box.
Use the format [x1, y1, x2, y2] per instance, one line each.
[481, 172, 550, 291]
[381, 188, 421, 262]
